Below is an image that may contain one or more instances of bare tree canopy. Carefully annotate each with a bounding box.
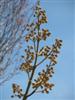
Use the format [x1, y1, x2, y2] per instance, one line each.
[0, 0, 37, 85]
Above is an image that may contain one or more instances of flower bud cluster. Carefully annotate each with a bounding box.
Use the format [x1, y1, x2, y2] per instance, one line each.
[48, 39, 62, 65]
[32, 67, 54, 93]
[11, 83, 23, 98]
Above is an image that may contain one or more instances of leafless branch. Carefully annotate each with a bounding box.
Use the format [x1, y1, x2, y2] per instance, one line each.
[0, 0, 37, 85]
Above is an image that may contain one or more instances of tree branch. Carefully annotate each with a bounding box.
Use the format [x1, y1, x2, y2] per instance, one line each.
[0, 0, 37, 85]
[36, 51, 52, 67]
[22, 3, 40, 99]
[27, 88, 38, 98]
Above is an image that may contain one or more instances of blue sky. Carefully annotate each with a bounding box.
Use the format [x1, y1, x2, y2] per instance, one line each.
[0, 0, 74, 100]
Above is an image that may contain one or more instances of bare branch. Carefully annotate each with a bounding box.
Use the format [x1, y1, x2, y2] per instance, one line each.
[0, 0, 37, 85]
[27, 88, 38, 98]
[36, 51, 52, 67]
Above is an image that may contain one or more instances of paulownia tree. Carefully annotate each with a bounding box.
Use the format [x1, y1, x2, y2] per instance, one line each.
[11, 0, 62, 100]
[0, 0, 37, 85]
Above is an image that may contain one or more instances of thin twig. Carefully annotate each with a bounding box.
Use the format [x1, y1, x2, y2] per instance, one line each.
[36, 51, 52, 67]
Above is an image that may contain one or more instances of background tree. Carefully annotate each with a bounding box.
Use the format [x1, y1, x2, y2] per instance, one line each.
[0, 0, 37, 85]
[11, 0, 62, 100]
